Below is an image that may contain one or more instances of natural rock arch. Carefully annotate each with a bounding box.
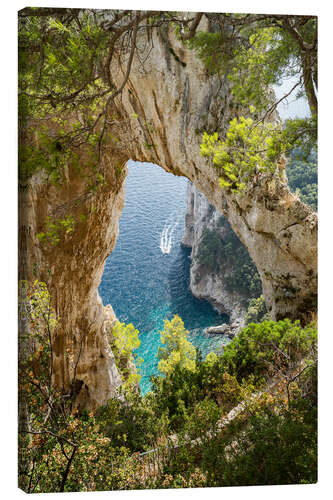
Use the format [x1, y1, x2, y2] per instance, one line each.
[109, 24, 317, 324]
[19, 23, 317, 409]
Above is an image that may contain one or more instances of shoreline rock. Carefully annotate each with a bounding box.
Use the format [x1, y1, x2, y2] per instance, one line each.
[204, 320, 242, 339]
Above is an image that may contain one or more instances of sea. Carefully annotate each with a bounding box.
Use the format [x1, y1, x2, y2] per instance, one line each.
[99, 161, 229, 394]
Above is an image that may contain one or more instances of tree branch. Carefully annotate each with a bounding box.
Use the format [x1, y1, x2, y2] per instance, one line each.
[180, 13, 204, 40]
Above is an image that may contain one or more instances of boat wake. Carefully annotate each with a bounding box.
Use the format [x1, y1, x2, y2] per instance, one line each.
[160, 215, 181, 254]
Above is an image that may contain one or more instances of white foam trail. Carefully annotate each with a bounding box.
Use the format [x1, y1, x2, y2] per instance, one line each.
[160, 214, 181, 254]
[159, 221, 171, 254]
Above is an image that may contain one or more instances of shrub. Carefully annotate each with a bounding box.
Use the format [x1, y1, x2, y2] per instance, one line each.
[221, 319, 317, 382]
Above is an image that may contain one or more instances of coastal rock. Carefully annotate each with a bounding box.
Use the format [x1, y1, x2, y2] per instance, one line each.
[204, 322, 241, 339]
[182, 182, 255, 327]
[204, 324, 230, 335]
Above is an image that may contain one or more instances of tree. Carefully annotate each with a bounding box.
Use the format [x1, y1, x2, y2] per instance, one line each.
[188, 14, 317, 119]
[110, 321, 142, 391]
[17, 9, 210, 185]
[197, 228, 224, 271]
[17, 280, 154, 492]
[158, 315, 196, 376]
[18, 9, 317, 192]
[188, 14, 317, 191]
[245, 295, 270, 325]
[286, 149, 317, 210]
[221, 318, 317, 383]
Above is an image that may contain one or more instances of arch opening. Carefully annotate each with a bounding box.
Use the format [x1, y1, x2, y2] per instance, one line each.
[98, 160, 265, 392]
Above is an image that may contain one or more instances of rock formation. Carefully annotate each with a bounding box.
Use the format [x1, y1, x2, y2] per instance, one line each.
[182, 181, 257, 328]
[19, 19, 317, 408]
[19, 151, 128, 409]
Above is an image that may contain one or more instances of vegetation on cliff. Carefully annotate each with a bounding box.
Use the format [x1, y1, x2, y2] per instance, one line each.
[286, 149, 318, 210]
[245, 295, 270, 325]
[18, 281, 317, 492]
[19, 10, 317, 189]
[197, 219, 262, 301]
[157, 315, 197, 376]
[189, 14, 317, 192]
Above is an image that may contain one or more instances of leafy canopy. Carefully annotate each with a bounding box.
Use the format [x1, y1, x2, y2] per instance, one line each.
[190, 14, 317, 193]
[158, 315, 196, 376]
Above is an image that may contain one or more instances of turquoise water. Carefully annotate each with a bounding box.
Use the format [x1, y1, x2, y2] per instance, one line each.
[99, 161, 229, 393]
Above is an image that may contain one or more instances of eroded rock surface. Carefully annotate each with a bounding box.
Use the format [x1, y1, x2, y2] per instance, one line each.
[19, 152, 127, 409]
[182, 182, 250, 327]
[109, 23, 317, 323]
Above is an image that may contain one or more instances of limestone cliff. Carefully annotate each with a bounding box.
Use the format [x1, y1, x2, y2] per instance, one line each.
[19, 18, 317, 409]
[19, 151, 127, 409]
[182, 182, 260, 327]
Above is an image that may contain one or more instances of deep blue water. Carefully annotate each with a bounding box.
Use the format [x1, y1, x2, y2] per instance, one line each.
[99, 161, 229, 393]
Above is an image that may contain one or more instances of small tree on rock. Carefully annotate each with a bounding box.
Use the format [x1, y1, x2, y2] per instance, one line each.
[158, 315, 196, 376]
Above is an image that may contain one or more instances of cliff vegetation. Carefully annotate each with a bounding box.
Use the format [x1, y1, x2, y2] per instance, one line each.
[19, 280, 317, 491]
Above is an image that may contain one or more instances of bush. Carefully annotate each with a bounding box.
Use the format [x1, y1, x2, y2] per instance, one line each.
[199, 394, 317, 486]
[245, 295, 270, 324]
[221, 319, 317, 382]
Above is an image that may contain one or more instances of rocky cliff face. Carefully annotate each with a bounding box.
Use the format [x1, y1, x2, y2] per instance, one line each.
[182, 182, 257, 327]
[19, 19, 317, 409]
[109, 22, 317, 324]
[19, 149, 127, 409]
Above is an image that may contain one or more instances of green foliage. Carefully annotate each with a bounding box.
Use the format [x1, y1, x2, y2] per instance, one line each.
[151, 355, 244, 433]
[197, 228, 223, 271]
[110, 321, 141, 390]
[18, 279, 58, 379]
[187, 31, 227, 74]
[191, 16, 317, 188]
[190, 16, 317, 119]
[37, 215, 76, 245]
[18, 10, 113, 185]
[197, 393, 317, 486]
[19, 11, 110, 120]
[197, 222, 261, 299]
[18, 131, 79, 184]
[112, 321, 140, 359]
[158, 315, 196, 376]
[18, 10, 318, 488]
[96, 393, 161, 452]
[245, 295, 270, 325]
[18, 280, 147, 492]
[190, 26, 294, 110]
[200, 116, 290, 192]
[183, 398, 220, 440]
[19, 283, 317, 491]
[286, 149, 317, 210]
[221, 319, 317, 382]
[228, 27, 294, 112]
[150, 318, 317, 488]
